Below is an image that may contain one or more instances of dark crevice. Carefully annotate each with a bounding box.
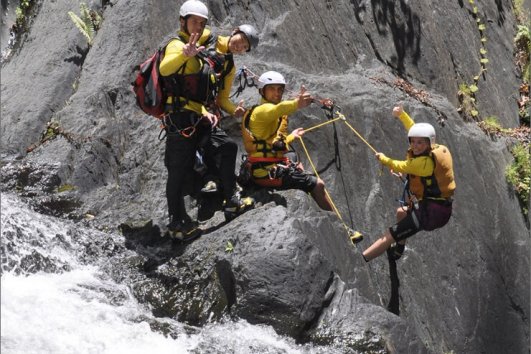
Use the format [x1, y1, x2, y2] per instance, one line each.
[64, 45, 89, 66]
[216, 259, 237, 310]
[298, 271, 336, 343]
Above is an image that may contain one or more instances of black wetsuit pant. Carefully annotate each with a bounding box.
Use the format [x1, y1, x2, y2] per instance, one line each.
[164, 111, 204, 224]
[164, 111, 238, 223]
[200, 126, 238, 201]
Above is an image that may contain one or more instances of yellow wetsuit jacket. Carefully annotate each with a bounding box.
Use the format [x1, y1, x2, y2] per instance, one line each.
[377, 111, 455, 200]
[242, 98, 300, 178]
[159, 29, 214, 116]
[213, 35, 238, 115]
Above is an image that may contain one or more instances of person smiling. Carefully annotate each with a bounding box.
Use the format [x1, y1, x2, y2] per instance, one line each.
[362, 105, 456, 262]
[240, 71, 333, 211]
[197, 24, 261, 219]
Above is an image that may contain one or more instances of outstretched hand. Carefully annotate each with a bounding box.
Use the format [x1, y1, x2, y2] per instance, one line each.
[183, 33, 205, 57]
[296, 85, 313, 109]
[392, 104, 403, 118]
[291, 127, 305, 139]
[233, 100, 246, 118]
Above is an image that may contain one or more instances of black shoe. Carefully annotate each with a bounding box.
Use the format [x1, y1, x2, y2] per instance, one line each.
[223, 193, 255, 221]
[348, 228, 364, 244]
[167, 220, 202, 241]
[387, 243, 405, 260]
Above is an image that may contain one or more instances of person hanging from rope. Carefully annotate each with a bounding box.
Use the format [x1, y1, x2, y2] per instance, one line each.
[241, 70, 333, 211]
[362, 105, 456, 261]
[196, 24, 260, 220]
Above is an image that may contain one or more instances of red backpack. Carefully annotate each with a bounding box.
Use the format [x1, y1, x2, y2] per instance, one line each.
[132, 34, 221, 119]
[132, 47, 166, 118]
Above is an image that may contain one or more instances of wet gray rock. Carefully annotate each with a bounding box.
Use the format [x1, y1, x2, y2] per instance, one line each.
[1, 0, 529, 353]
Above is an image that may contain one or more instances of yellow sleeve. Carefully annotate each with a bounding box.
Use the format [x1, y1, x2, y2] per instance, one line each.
[159, 39, 189, 77]
[398, 111, 415, 131]
[249, 100, 298, 141]
[159, 38, 208, 116]
[379, 154, 434, 177]
[252, 100, 298, 124]
[216, 64, 237, 115]
[285, 134, 295, 145]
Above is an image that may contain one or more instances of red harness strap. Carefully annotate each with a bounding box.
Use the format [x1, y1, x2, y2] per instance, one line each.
[247, 156, 289, 188]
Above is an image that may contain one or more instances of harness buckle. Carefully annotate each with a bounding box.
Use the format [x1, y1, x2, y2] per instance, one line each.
[267, 166, 278, 179]
[180, 126, 196, 138]
[410, 195, 420, 210]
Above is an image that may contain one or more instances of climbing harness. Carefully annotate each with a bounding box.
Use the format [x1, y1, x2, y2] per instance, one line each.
[158, 113, 204, 141]
[230, 66, 258, 98]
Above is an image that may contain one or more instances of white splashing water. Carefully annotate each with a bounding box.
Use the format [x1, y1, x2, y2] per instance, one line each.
[1, 194, 337, 354]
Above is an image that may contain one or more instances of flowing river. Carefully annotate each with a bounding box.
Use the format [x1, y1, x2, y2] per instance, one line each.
[1, 194, 339, 354]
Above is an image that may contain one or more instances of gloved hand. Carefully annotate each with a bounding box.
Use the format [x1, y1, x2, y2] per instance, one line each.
[387, 243, 405, 261]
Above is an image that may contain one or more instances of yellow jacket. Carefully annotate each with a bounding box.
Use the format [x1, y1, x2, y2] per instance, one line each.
[159, 29, 214, 116]
[213, 35, 238, 115]
[378, 111, 455, 199]
[242, 98, 299, 177]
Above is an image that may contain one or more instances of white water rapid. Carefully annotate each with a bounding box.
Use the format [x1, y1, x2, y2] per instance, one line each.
[1, 194, 339, 354]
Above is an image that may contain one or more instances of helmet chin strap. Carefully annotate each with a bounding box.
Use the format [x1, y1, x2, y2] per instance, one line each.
[180, 17, 190, 36]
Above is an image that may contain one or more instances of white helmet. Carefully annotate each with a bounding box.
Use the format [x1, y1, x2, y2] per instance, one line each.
[258, 71, 286, 89]
[179, 0, 208, 19]
[408, 123, 436, 144]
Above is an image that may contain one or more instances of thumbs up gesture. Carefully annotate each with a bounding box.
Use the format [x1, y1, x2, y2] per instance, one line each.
[297, 85, 313, 109]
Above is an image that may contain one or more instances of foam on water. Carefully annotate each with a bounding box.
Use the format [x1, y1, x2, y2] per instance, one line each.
[1, 194, 337, 354]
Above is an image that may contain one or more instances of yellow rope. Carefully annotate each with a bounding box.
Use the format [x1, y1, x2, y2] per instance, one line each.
[297, 136, 354, 236]
[337, 113, 378, 154]
[302, 117, 343, 133]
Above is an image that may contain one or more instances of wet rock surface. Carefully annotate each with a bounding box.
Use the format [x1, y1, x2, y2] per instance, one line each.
[1, 0, 529, 353]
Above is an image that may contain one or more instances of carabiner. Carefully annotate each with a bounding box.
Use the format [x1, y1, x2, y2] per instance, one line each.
[180, 126, 196, 138]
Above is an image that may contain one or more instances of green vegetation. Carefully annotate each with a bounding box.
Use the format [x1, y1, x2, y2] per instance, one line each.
[513, 4, 531, 125]
[14, 0, 34, 32]
[512, 0, 529, 24]
[477, 116, 507, 136]
[457, 83, 479, 120]
[515, 24, 531, 83]
[68, 3, 102, 46]
[457, 0, 489, 121]
[57, 184, 76, 193]
[225, 241, 234, 253]
[518, 83, 530, 126]
[506, 142, 531, 217]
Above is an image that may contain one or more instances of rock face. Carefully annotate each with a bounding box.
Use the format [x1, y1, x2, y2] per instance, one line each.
[1, 0, 529, 353]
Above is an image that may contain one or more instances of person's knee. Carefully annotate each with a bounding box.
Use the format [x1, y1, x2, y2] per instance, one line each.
[396, 207, 407, 219]
[314, 178, 326, 191]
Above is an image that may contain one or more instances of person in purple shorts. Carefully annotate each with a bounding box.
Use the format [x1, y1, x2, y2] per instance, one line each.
[362, 105, 456, 262]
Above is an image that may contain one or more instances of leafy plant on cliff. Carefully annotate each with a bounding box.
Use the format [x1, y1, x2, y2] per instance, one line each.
[512, 0, 529, 24]
[518, 83, 530, 125]
[477, 116, 509, 137]
[225, 241, 234, 253]
[68, 3, 102, 46]
[515, 24, 531, 84]
[505, 142, 531, 217]
[457, 0, 489, 121]
[457, 83, 479, 120]
[14, 0, 34, 32]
